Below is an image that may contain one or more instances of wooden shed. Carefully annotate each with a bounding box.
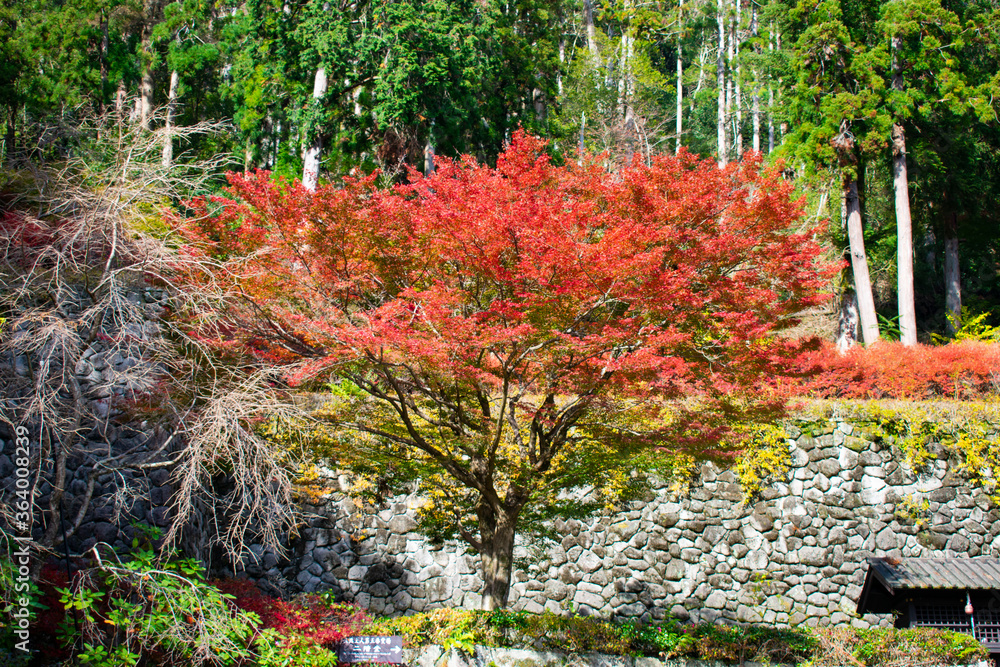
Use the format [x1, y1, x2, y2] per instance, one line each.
[857, 557, 1000, 652]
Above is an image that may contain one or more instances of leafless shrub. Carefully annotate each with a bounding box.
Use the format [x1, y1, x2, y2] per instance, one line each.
[0, 112, 301, 567]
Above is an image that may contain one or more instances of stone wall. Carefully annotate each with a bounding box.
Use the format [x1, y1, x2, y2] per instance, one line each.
[0, 287, 175, 556]
[404, 645, 992, 667]
[240, 417, 1000, 627]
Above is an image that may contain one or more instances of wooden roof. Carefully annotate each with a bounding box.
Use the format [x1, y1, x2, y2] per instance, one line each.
[857, 557, 1000, 615]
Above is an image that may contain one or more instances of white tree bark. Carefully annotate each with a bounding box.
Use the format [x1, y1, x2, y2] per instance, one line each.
[691, 41, 708, 113]
[890, 37, 917, 346]
[892, 122, 917, 346]
[424, 121, 436, 175]
[161, 69, 179, 168]
[302, 66, 328, 191]
[676, 0, 683, 154]
[734, 0, 742, 160]
[139, 0, 157, 131]
[716, 3, 727, 167]
[836, 291, 859, 352]
[140, 70, 154, 132]
[751, 4, 760, 153]
[767, 28, 774, 153]
[725, 5, 735, 160]
[945, 217, 961, 335]
[845, 179, 881, 345]
[584, 0, 599, 57]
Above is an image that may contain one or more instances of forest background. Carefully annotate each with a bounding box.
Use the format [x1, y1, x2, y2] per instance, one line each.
[3, 0, 1000, 339]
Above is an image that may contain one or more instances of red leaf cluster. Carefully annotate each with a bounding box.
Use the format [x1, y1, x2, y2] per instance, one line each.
[791, 340, 1000, 400]
[173, 132, 834, 411]
[215, 578, 367, 647]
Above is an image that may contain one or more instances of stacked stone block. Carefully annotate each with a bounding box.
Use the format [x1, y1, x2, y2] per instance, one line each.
[251, 418, 1000, 628]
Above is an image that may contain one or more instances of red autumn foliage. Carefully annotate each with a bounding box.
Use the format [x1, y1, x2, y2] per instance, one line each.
[173, 131, 833, 420]
[791, 340, 1000, 400]
[215, 578, 367, 647]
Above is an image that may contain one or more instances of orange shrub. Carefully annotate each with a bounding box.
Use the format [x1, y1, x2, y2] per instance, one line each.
[791, 341, 1000, 400]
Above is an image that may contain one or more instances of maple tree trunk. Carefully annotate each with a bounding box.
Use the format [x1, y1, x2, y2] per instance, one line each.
[945, 212, 961, 336]
[716, 4, 726, 166]
[302, 66, 327, 191]
[162, 69, 179, 168]
[892, 122, 917, 346]
[845, 178, 880, 345]
[478, 503, 517, 610]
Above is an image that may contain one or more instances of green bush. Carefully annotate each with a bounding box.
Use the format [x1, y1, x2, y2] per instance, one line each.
[811, 627, 988, 667]
[362, 609, 989, 667]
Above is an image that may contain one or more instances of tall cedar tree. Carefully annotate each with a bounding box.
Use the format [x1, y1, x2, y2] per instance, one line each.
[174, 132, 832, 609]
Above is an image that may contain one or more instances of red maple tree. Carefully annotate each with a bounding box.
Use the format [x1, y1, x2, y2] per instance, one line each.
[174, 132, 833, 609]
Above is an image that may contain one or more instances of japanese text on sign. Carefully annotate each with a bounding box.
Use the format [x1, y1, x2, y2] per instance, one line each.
[339, 636, 405, 664]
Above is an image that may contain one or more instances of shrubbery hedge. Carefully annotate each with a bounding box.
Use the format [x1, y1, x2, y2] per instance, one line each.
[363, 608, 987, 667]
[791, 341, 1000, 401]
[5, 571, 991, 666]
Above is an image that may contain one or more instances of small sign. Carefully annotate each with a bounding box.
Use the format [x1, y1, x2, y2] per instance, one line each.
[339, 636, 405, 664]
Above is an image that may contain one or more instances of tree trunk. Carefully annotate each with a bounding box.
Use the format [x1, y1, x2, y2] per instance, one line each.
[725, 6, 735, 160]
[944, 212, 961, 335]
[302, 66, 327, 191]
[558, 38, 566, 96]
[617, 5, 634, 120]
[532, 88, 546, 122]
[675, 0, 683, 155]
[99, 11, 109, 114]
[734, 0, 742, 160]
[583, 0, 598, 57]
[845, 178, 880, 345]
[836, 290, 859, 352]
[115, 80, 127, 116]
[478, 503, 517, 610]
[892, 122, 917, 346]
[751, 4, 759, 153]
[888, 36, 916, 345]
[424, 131, 435, 176]
[4, 102, 15, 162]
[691, 41, 707, 113]
[139, 0, 157, 131]
[161, 69, 179, 168]
[140, 68, 154, 131]
[716, 3, 727, 167]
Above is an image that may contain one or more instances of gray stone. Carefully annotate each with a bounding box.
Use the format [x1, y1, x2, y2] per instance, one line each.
[705, 591, 727, 609]
[749, 512, 772, 532]
[388, 514, 418, 533]
[875, 529, 897, 551]
[578, 551, 603, 573]
[799, 547, 827, 567]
